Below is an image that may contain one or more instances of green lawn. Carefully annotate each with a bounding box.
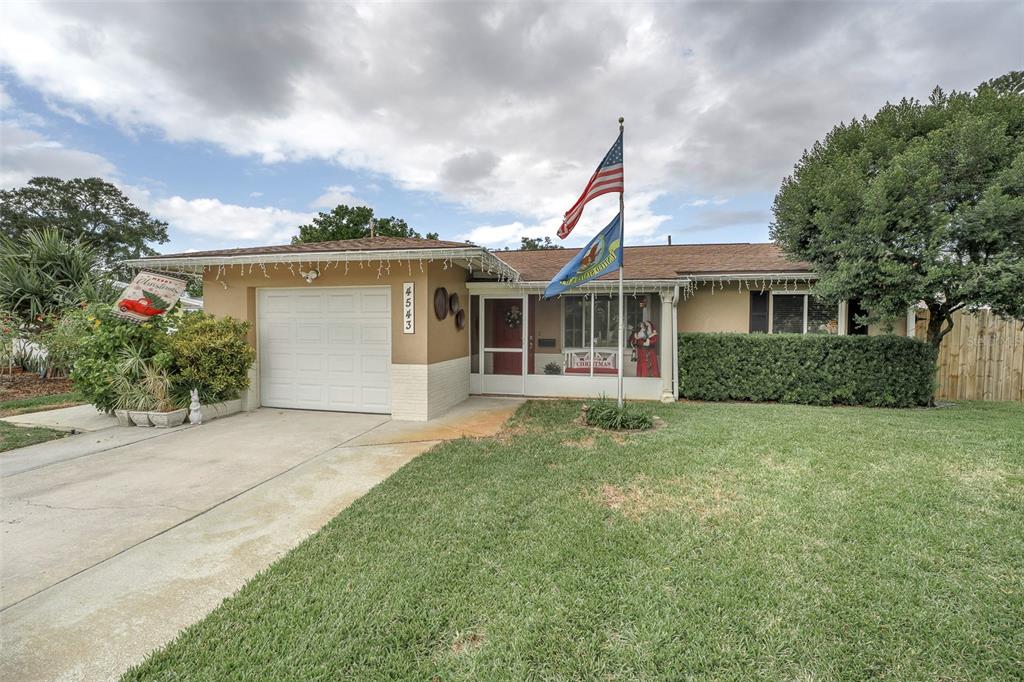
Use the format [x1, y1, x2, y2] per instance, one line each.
[0, 390, 82, 417]
[0, 421, 67, 452]
[126, 401, 1023, 680]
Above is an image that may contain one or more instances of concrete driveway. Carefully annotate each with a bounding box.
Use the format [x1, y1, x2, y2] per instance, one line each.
[1, 397, 521, 681]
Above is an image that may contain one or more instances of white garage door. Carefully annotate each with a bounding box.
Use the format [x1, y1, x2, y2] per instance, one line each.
[258, 287, 391, 413]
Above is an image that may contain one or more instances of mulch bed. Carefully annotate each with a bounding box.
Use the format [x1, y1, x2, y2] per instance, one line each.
[0, 369, 74, 402]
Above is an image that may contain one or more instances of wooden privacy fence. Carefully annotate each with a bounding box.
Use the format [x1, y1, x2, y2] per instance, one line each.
[915, 308, 1024, 401]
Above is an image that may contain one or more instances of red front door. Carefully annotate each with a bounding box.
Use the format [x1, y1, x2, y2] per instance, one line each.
[484, 298, 523, 376]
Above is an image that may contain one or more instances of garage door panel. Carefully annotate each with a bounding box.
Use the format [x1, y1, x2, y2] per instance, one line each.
[326, 293, 357, 314]
[326, 385, 357, 406]
[361, 291, 389, 312]
[295, 353, 325, 373]
[259, 287, 391, 413]
[361, 386, 389, 411]
[295, 324, 323, 344]
[263, 322, 292, 342]
[360, 324, 389, 345]
[328, 323, 357, 344]
[294, 295, 323, 314]
[263, 295, 294, 315]
[327, 354, 355, 374]
[261, 380, 295, 402]
[361, 355, 389, 376]
[263, 352, 296, 375]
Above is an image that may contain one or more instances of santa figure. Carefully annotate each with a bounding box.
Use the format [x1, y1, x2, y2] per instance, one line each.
[629, 320, 659, 377]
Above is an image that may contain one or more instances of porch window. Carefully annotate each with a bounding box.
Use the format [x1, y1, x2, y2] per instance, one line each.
[530, 293, 661, 378]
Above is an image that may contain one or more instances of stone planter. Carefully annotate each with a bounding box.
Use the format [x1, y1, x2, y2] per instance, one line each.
[129, 410, 152, 427]
[194, 398, 243, 423]
[114, 409, 133, 427]
[149, 408, 187, 428]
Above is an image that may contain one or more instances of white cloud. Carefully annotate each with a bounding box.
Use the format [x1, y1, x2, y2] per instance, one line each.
[684, 197, 729, 207]
[0, 2, 1016, 241]
[148, 196, 314, 243]
[0, 121, 117, 188]
[460, 191, 670, 249]
[248, 191, 264, 198]
[311, 184, 369, 209]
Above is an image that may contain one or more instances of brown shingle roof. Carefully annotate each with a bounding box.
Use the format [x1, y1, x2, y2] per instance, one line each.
[147, 236, 472, 259]
[493, 242, 812, 281]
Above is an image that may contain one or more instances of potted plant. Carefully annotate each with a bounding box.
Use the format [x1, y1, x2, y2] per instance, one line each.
[111, 345, 154, 426]
[112, 380, 155, 426]
[141, 364, 186, 427]
[111, 345, 186, 427]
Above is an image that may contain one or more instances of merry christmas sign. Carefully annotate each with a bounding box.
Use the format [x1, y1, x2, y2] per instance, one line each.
[114, 271, 189, 323]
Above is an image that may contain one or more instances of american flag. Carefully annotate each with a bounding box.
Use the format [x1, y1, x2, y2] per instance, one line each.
[558, 132, 624, 239]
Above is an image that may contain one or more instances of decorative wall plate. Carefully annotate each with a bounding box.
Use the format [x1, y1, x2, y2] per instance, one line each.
[455, 308, 466, 330]
[448, 292, 461, 315]
[434, 287, 449, 320]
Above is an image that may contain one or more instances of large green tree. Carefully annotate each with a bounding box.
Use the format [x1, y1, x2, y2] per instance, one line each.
[519, 236, 564, 250]
[771, 72, 1024, 349]
[291, 204, 438, 243]
[0, 177, 169, 279]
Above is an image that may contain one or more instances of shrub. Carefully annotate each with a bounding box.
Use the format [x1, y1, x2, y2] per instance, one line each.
[677, 333, 936, 408]
[71, 304, 174, 413]
[585, 399, 655, 430]
[39, 307, 92, 375]
[169, 312, 255, 404]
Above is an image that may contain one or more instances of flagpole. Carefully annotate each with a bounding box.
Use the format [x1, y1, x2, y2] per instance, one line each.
[617, 116, 625, 408]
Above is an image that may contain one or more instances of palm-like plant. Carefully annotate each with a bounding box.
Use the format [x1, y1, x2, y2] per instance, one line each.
[0, 228, 113, 331]
[111, 345, 177, 412]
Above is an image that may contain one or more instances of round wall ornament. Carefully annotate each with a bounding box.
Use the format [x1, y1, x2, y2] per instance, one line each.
[434, 287, 449, 320]
[449, 292, 461, 315]
[455, 308, 466, 330]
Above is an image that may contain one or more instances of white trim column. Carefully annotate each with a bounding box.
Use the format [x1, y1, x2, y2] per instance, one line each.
[659, 290, 675, 403]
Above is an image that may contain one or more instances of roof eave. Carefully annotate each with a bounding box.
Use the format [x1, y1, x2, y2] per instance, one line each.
[124, 246, 521, 283]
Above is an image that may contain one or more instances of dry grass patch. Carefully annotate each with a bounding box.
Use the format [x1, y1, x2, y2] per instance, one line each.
[594, 475, 740, 521]
[561, 435, 595, 449]
[449, 631, 485, 655]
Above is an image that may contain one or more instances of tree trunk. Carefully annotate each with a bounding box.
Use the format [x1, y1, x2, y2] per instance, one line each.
[924, 304, 954, 407]
[925, 305, 953, 351]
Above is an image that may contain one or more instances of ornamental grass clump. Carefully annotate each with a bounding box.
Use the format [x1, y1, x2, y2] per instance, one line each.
[584, 399, 654, 431]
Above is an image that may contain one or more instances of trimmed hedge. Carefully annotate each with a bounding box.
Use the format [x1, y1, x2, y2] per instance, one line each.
[678, 333, 936, 407]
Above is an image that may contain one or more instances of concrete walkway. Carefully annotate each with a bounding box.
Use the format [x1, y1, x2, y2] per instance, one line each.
[0, 397, 522, 681]
[1, 403, 118, 432]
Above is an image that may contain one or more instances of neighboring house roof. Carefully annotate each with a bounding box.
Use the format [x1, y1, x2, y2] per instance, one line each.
[494, 243, 813, 282]
[144, 236, 472, 260]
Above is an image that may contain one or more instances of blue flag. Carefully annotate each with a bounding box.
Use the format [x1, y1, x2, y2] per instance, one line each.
[544, 213, 623, 298]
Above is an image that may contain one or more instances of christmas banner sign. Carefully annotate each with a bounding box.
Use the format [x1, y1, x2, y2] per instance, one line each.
[114, 271, 189, 323]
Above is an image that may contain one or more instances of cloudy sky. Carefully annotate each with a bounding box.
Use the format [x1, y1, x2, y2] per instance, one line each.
[0, 2, 1020, 254]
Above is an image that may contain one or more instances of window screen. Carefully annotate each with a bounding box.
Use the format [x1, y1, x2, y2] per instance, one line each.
[772, 294, 804, 333]
[563, 296, 588, 348]
[807, 297, 837, 334]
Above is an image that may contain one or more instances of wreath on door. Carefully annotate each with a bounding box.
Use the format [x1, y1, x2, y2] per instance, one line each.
[505, 304, 522, 328]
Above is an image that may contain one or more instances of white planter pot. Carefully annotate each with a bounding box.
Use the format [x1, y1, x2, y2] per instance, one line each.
[114, 409, 133, 427]
[149, 408, 187, 428]
[129, 410, 153, 427]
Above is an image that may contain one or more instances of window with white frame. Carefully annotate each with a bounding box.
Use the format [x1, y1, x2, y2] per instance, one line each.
[770, 293, 839, 334]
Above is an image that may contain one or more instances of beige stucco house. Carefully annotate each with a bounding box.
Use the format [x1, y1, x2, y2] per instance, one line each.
[130, 236, 911, 420]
